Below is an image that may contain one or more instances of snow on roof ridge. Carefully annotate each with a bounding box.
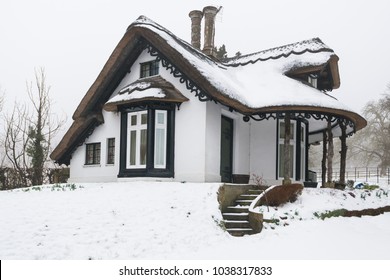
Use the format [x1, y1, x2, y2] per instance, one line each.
[223, 37, 334, 66]
[129, 15, 220, 66]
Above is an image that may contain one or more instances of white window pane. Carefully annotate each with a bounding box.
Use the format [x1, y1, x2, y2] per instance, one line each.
[141, 113, 148, 125]
[157, 112, 165, 125]
[129, 131, 136, 165]
[131, 115, 137, 126]
[155, 128, 165, 166]
[140, 129, 147, 165]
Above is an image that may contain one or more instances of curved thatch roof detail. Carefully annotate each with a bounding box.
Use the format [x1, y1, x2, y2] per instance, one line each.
[51, 16, 366, 165]
[104, 76, 189, 112]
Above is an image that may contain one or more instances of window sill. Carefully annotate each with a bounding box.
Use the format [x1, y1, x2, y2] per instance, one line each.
[105, 164, 115, 167]
[83, 164, 101, 168]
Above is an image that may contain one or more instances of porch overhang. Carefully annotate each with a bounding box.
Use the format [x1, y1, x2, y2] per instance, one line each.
[242, 105, 367, 143]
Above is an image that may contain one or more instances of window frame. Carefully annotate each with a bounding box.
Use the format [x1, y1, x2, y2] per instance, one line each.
[140, 60, 159, 78]
[277, 120, 296, 179]
[119, 104, 175, 178]
[276, 119, 308, 181]
[85, 142, 101, 165]
[126, 111, 148, 169]
[154, 110, 168, 169]
[106, 138, 115, 165]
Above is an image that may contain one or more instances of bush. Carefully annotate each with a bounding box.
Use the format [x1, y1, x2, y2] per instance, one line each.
[259, 184, 303, 207]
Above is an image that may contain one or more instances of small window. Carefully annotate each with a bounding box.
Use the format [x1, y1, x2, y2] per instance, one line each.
[308, 74, 318, 88]
[140, 60, 159, 78]
[107, 138, 115, 165]
[85, 143, 101, 165]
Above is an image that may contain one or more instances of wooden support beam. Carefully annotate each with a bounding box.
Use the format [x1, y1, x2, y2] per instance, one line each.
[283, 114, 292, 185]
[327, 119, 334, 184]
[339, 122, 347, 185]
[322, 130, 327, 187]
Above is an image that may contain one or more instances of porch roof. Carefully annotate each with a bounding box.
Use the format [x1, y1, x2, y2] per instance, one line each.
[104, 76, 188, 112]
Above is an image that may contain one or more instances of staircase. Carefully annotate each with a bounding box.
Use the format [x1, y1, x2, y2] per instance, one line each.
[222, 189, 264, 237]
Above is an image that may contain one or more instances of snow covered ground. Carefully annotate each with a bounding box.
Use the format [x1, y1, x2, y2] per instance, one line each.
[0, 180, 389, 260]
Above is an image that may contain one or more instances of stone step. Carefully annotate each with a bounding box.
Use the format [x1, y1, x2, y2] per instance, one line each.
[247, 189, 265, 194]
[224, 220, 251, 229]
[239, 194, 259, 198]
[226, 206, 249, 213]
[235, 199, 253, 206]
[226, 228, 255, 237]
[222, 213, 249, 220]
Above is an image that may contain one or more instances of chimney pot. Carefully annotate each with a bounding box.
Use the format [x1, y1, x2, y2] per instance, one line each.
[189, 10, 203, 50]
[202, 6, 218, 57]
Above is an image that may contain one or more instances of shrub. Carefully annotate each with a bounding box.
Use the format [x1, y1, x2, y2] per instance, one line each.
[259, 184, 303, 207]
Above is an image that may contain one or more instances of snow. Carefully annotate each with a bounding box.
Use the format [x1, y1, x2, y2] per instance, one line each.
[131, 17, 355, 113]
[1, 181, 389, 260]
[107, 87, 165, 104]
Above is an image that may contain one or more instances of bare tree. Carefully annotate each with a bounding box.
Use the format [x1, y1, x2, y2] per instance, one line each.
[2, 68, 64, 188]
[348, 86, 390, 175]
[3, 103, 31, 187]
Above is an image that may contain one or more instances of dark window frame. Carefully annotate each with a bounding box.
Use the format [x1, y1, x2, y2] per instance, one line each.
[107, 138, 115, 165]
[275, 119, 309, 181]
[140, 60, 159, 78]
[85, 142, 101, 165]
[118, 103, 175, 178]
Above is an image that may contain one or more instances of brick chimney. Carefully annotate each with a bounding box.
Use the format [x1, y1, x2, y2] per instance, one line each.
[188, 10, 203, 49]
[202, 6, 218, 56]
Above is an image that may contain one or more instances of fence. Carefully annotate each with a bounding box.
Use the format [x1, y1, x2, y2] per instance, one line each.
[313, 167, 390, 185]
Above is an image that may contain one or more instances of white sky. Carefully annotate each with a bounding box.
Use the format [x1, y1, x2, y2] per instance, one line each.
[1, 0, 390, 144]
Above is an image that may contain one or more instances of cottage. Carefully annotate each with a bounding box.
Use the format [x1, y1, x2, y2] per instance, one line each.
[51, 6, 366, 185]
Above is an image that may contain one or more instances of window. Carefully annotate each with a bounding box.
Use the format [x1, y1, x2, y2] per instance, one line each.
[127, 111, 148, 168]
[154, 110, 167, 169]
[107, 138, 115, 165]
[85, 143, 101, 165]
[277, 120, 307, 181]
[119, 105, 175, 178]
[140, 60, 159, 78]
[278, 121, 295, 178]
[308, 74, 318, 88]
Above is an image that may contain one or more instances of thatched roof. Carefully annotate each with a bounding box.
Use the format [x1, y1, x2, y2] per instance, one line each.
[51, 16, 366, 165]
[104, 76, 188, 112]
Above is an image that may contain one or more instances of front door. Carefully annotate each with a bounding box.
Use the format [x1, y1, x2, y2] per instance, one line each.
[220, 116, 233, 183]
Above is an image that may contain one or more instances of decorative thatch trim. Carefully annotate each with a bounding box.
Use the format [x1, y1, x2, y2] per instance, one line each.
[50, 114, 103, 165]
[104, 76, 189, 112]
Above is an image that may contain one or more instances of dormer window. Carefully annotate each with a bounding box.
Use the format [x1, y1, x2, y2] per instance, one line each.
[308, 74, 318, 88]
[140, 60, 159, 78]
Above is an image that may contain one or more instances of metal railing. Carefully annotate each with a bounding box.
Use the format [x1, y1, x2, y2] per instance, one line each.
[312, 167, 390, 184]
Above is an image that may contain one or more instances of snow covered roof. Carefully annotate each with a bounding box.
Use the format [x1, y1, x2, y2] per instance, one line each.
[104, 76, 188, 112]
[51, 15, 366, 165]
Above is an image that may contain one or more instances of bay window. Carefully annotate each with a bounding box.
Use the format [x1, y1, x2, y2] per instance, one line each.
[119, 104, 174, 177]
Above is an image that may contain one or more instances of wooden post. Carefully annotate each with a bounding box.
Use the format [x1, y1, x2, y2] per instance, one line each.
[283, 114, 292, 185]
[339, 122, 347, 185]
[321, 130, 327, 187]
[327, 119, 334, 185]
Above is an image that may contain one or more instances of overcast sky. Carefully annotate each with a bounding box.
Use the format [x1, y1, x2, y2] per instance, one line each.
[1, 0, 390, 144]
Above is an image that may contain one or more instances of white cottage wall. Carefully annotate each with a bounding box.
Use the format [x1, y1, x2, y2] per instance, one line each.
[230, 112, 250, 176]
[69, 110, 121, 182]
[204, 102, 222, 182]
[159, 61, 209, 182]
[249, 119, 279, 185]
